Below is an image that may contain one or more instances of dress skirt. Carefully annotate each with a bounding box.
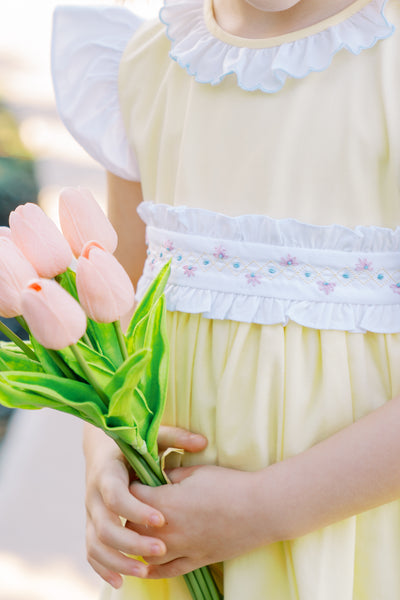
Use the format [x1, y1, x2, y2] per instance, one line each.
[101, 311, 400, 600]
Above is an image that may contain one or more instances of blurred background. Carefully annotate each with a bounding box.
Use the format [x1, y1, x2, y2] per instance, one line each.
[0, 1, 158, 599]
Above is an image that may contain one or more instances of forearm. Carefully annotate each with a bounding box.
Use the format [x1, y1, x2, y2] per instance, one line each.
[256, 395, 400, 543]
[106, 172, 146, 290]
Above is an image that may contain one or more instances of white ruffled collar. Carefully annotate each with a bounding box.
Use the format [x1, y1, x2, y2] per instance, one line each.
[160, 0, 394, 92]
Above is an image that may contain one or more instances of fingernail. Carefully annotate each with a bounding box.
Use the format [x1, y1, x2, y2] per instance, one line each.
[131, 565, 147, 578]
[149, 513, 163, 526]
[151, 543, 164, 556]
[109, 576, 122, 589]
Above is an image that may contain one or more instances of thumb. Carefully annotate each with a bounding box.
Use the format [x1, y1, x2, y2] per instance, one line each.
[166, 465, 201, 484]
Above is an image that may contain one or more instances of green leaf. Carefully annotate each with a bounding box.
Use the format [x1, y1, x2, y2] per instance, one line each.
[105, 348, 150, 398]
[0, 371, 107, 426]
[86, 320, 124, 369]
[136, 295, 169, 459]
[103, 420, 147, 452]
[0, 344, 44, 373]
[105, 350, 153, 452]
[59, 342, 115, 388]
[56, 268, 79, 301]
[126, 261, 171, 353]
[30, 337, 67, 377]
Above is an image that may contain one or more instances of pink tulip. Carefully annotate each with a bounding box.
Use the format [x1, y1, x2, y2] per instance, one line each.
[76, 241, 134, 323]
[9, 203, 73, 278]
[0, 226, 12, 238]
[0, 237, 38, 317]
[59, 187, 118, 258]
[21, 278, 87, 350]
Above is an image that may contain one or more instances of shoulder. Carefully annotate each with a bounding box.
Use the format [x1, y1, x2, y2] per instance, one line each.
[51, 6, 151, 181]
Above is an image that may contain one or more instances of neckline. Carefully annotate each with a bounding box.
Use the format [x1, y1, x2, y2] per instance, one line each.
[159, 0, 394, 93]
[205, 0, 378, 49]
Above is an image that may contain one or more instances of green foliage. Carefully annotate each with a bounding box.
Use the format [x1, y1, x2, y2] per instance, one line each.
[0, 343, 43, 373]
[0, 262, 171, 461]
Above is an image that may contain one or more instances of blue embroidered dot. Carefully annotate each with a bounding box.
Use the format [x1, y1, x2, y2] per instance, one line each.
[147, 250, 151, 256]
[377, 274, 384, 280]
[176, 255, 182, 262]
[203, 260, 210, 266]
[397, 283, 400, 288]
[287, 260, 292, 266]
[159, 252, 163, 258]
[342, 273, 350, 279]
[269, 268, 276, 274]
[305, 272, 312, 278]
[233, 262, 240, 269]
[364, 265, 369, 270]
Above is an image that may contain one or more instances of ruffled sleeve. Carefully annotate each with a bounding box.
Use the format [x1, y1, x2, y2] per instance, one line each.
[51, 6, 143, 181]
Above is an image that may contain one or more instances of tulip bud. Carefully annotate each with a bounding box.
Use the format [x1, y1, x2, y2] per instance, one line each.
[59, 187, 118, 258]
[0, 237, 38, 317]
[9, 203, 73, 278]
[0, 226, 12, 238]
[21, 278, 87, 350]
[76, 241, 134, 323]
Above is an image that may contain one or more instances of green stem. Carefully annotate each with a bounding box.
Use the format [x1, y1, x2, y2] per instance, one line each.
[183, 573, 196, 598]
[15, 315, 29, 333]
[0, 319, 38, 361]
[70, 344, 109, 412]
[140, 450, 166, 483]
[116, 439, 162, 486]
[112, 320, 128, 361]
[199, 567, 222, 600]
[185, 572, 205, 599]
[47, 349, 78, 380]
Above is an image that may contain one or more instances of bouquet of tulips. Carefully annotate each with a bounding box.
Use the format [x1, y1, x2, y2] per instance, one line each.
[0, 188, 221, 600]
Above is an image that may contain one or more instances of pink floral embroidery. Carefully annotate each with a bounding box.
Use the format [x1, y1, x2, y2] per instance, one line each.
[164, 240, 175, 252]
[213, 246, 228, 260]
[317, 281, 336, 295]
[279, 254, 298, 267]
[355, 258, 373, 272]
[246, 272, 262, 286]
[183, 265, 197, 277]
[390, 283, 400, 295]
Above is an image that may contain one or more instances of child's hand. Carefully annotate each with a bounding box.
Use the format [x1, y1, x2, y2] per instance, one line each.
[83, 425, 207, 589]
[128, 464, 268, 579]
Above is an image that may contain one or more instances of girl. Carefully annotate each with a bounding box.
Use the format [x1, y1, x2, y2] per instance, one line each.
[51, 0, 400, 598]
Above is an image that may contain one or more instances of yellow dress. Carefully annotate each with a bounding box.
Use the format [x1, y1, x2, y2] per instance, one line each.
[52, 1, 400, 598]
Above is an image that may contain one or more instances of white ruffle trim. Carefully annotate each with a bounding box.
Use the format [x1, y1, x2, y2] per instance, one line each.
[156, 285, 400, 334]
[137, 202, 400, 333]
[138, 201, 400, 252]
[51, 6, 143, 181]
[160, 0, 394, 92]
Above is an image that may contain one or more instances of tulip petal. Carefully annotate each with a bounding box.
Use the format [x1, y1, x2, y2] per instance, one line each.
[21, 278, 87, 350]
[0, 227, 12, 238]
[76, 243, 134, 323]
[0, 238, 38, 317]
[59, 187, 118, 257]
[9, 203, 73, 278]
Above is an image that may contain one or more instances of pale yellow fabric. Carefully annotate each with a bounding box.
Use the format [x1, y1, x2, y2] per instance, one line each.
[119, 0, 400, 228]
[103, 1, 400, 599]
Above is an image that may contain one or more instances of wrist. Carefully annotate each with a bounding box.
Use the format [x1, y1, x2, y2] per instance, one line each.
[248, 466, 289, 546]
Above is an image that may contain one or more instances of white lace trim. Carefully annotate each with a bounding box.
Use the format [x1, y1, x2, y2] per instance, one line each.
[137, 202, 400, 333]
[160, 0, 394, 92]
[51, 6, 142, 181]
